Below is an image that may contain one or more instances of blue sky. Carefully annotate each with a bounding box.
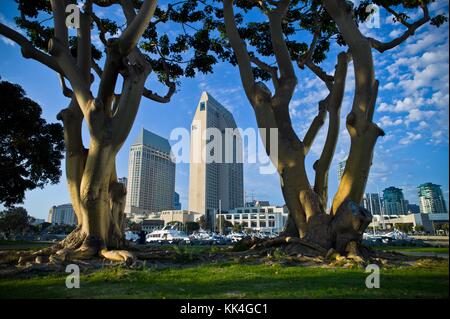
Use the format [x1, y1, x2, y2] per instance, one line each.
[0, 1, 448, 220]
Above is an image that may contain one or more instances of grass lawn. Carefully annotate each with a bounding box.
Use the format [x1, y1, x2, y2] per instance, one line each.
[372, 246, 449, 254]
[0, 259, 447, 299]
[0, 240, 53, 251]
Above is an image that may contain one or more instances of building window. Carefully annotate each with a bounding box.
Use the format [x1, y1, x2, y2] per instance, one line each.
[200, 102, 206, 111]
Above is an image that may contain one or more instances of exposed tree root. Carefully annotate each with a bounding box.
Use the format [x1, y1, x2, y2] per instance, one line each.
[3, 227, 134, 267]
[99, 249, 134, 264]
[234, 235, 421, 267]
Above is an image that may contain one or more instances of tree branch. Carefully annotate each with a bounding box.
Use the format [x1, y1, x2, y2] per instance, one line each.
[112, 49, 151, 146]
[223, 0, 256, 100]
[313, 52, 349, 206]
[369, 3, 430, 53]
[250, 55, 279, 90]
[142, 86, 175, 103]
[0, 23, 61, 74]
[305, 61, 334, 91]
[142, 45, 176, 104]
[50, 0, 69, 47]
[77, 1, 93, 82]
[119, 0, 158, 56]
[48, 38, 93, 111]
[268, 0, 296, 84]
[58, 73, 73, 98]
[92, 13, 110, 47]
[93, 0, 118, 7]
[92, 59, 103, 78]
[302, 98, 327, 155]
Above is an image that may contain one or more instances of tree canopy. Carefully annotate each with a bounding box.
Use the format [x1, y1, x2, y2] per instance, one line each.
[0, 80, 64, 207]
[0, 207, 31, 238]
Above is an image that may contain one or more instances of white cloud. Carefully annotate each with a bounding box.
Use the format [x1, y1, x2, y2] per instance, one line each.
[399, 132, 423, 145]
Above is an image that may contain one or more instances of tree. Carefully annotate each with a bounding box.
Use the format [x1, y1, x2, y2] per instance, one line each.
[396, 223, 413, 234]
[232, 222, 243, 233]
[0, 80, 64, 207]
[215, 0, 446, 255]
[198, 215, 211, 231]
[185, 221, 200, 234]
[215, 215, 233, 234]
[414, 225, 425, 233]
[0, 207, 31, 239]
[0, 0, 227, 262]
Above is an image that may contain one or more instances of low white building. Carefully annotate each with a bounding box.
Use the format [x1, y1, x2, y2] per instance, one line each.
[369, 213, 449, 233]
[219, 205, 288, 234]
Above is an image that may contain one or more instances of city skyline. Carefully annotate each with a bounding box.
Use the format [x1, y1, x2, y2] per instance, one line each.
[0, 1, 448, 220]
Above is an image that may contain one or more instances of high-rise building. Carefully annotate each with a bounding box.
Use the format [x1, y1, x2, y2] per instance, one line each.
[382, 186, 408, 215]
[125, 128, 175, 215]
[418, 183, 448, 214]
[362, 193, 381, 215]
[407, 203, 421, 214]
[47, 204, 77, 225]
[188, 92, 244, 218]
[173, 192, 181, 210]
[337, 159, 347, 182]
[118, 177, 127, 189]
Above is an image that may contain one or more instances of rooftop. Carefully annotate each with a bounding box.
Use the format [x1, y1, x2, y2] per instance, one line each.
[132, 128, 171, 153]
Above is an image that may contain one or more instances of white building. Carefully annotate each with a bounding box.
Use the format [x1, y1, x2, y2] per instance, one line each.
[220, 204, 288, 234]
[188, 92, 244, 219]
[369, 213, 449, 233]
[125, 128, 176, 215]
[47, 204, 77, 226]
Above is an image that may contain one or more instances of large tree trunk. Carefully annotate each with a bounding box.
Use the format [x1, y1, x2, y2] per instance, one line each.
[49, 49, 151, 263]
[55, 100, 129, 262]
[223, 0, 382, 257]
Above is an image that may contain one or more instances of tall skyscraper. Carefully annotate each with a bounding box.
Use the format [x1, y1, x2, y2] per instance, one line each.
[418, 183, 448, 214]
[118, 177, 127, 189]
[382, 186, 408, 215]
[188, 92, 244, 217]
[173, 192, 181, 210]
[362, 193, 381, 215]
[337, 159, 347, 182]
[48, 204, 77, 225]
[125, 128, 175, 215]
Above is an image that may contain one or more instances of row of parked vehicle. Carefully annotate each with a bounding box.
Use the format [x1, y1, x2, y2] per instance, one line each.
[125, 225, 278, 245]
